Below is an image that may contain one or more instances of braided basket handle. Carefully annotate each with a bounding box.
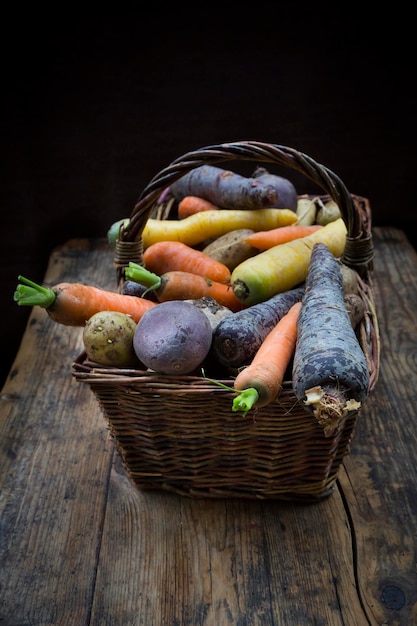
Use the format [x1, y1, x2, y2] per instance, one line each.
[116, 141, 373, 273]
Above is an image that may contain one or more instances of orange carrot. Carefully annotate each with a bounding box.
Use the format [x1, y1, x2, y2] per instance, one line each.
[232, 302, 301, 414]
[177, 195, 221, 219]
[244, 224, 323, 249]
[143, 240, 231, 284]
[14, 275, 157, 326]
[125, 264, 245, 312]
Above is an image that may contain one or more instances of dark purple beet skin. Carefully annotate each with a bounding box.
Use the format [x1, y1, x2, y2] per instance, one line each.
[133, 300, 213, 375]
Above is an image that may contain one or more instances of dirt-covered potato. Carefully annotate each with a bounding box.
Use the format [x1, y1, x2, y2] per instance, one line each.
[339, 262, 359, 295]
[133, 300, 213, 374]
[344, 293, 366, 327]
[202, 228, 258, 271]
[83, 311, 139, 367]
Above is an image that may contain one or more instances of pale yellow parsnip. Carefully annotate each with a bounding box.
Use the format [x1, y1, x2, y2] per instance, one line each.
[140, 208, 297, 249]
[231, 218, 347, 305]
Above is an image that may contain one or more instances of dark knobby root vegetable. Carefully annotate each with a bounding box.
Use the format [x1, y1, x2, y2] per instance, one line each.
[14, 275, 156, 326]
[83, 311, 139, 367]
[133, 300, 213, 375]
[252, 166, 298, 211]
[169, 165, 279, 210]
[231, 218, 347, 306]
[184, 297, 233, 331]
[202, 229, 259, 271]
[292, 243, 370, 437]
[212, 286, 304, 368]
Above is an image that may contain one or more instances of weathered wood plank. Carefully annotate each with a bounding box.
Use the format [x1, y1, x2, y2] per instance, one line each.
[1, 230, 416, 625]
[0, 239, 117, 625]
[338, 227, 417, 626]
[92, 470, 365, 625]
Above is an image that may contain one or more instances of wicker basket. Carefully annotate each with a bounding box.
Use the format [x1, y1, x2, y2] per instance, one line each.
[73, 141, 380, 501]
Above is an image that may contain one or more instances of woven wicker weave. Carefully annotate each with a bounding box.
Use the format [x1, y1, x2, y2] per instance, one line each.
[73, 141, 380, 501]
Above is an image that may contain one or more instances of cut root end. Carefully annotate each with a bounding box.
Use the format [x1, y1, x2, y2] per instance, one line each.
[303, 385, 361, 437]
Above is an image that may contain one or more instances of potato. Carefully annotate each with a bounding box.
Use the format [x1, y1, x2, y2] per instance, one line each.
[339, 262, 359, 295]
[202, 228, 258, 271]
[133, 300, 213, 374]
[344, 293, 366, 327]
[83, 311, 139, 367]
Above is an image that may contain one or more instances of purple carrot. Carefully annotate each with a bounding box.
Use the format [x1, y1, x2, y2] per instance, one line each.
[212, 286, 304, 368]
[292, 242, 370, 436]
[169, 165, 278, 210]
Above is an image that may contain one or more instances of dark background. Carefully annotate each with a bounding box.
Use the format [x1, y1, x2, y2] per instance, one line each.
[1, 12, 415, 387]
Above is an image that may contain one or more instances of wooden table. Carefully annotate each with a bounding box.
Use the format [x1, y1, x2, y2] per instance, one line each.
[1, 228, 416, 626]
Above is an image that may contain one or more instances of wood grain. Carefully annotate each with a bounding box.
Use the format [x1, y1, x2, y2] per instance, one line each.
[1, 229, 416, 625]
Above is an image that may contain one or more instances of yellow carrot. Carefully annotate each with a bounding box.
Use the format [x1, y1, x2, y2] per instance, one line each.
[231, 218, 347, 306]
[139, 208, 298, 249]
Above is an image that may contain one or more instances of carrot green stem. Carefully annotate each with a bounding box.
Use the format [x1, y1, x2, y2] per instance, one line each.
[201, 370, 236, 391]
[231, 388, 259, 416]
[201, 370, 258, 417]
[125, 262, 161, 292]
[14, 275, 57, 308]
